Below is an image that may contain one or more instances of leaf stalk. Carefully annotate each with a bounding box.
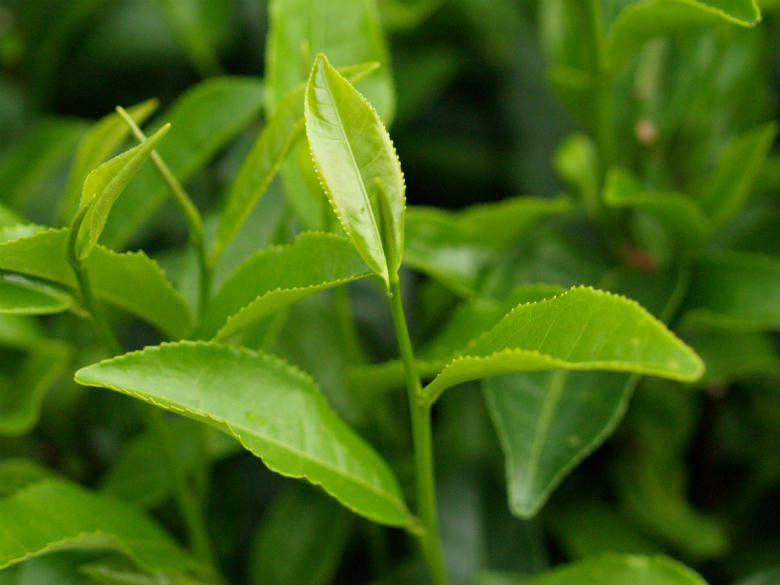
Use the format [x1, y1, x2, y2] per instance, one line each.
[387, 278, 449, 585]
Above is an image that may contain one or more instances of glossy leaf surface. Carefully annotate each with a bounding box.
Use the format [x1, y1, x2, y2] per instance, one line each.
[0, 228, 191, 338]
[0, 479, 193, 571]
[422, 287, 704, 405]
[478, 554, 709, 585]
[101, 77, 264, 248]
[75, 123, 170, 260]
[212, 63, 380, 262]
[75, 341, 411, 527]
[485, 371, 636, 517]
[201, 232, 371, 340]
[61, 99, 158, 221]
[305, 54, 405, 286]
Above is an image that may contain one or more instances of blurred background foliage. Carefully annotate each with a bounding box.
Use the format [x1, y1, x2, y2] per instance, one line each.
[0, 1, 779, 585]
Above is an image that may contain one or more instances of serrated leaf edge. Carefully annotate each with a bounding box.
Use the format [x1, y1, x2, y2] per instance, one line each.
[75, 341, 411, 527]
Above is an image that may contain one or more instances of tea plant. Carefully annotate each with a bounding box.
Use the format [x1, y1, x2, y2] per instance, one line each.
[0, 1, 778, 585]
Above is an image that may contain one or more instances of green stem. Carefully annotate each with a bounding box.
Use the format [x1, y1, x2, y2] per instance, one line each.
[115, 107, 212, 318]
[67, 210, 223, 584]
[588, 0, 615, 169]
[387, 278, 449, 585]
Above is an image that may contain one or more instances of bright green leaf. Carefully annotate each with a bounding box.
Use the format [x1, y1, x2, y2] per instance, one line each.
[101, 77, 265, 249]
[0, 228, 191, 338]
[422, 286, 704, 405]
[211, 63, 380, 263]
[478, 554, 710, 585]
[683, 250, 780, 331]
[0, 459, 54, 498]
[0, 274, 73, 315]
[265, 0, 394, 121]
[305, 54, 405, 287]
[485, 371, 637, 518]
[606, 0, 762, 70]
[697, 122, 777, 228]
[60, 99, 159, 222]
[75, 123, 170, 260]
[0, 479, 194, 572]
[248, 484, 351, 585]
[200, 232, 371, 340]
[75, 341, 411, 527]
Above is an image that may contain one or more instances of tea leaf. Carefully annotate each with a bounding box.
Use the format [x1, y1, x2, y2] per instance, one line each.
[485, 371, 637, 518]
[682, 250, 780, 331]
[149, 0, 226, 76]
[75, 123, 170, 260]
[201, 232, 371, 340]
[404, 198, 571, 295]
[211, 62, 380, 262]
[603, 168, 711, 247]
[60, 99, 159, 221]
[265, 0, 394, 121]
[101, 418, 239, 507]
[0, 119, 86, 208]
[0, 274, 73, 315]
[0, 316, 71, 436]
[697, 122, 777, 228]
[75, 341, 411, 527]
[606, 0, 762, 70]
[0, 228, 191, 338]
[101, 77, 264, 248]
[81, 558, 205, 585]
[0, 459, 54, 498]
[478, 554, 710, 585]
[422, 286, 704, 405]
[546, 500, 663, 558]
[0, 479, 194, 572]
[305, 54, 405, 287]
[248, 484, 351, 585]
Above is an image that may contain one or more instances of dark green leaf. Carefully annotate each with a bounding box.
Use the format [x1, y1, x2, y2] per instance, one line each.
[697, 122, 777, 228]
[485, 371, 636, 517]
[75, 341, 411, 527]
[0, 315, 71, 436]
[248, 484, 351, 585]
[683, 250, 780, 331]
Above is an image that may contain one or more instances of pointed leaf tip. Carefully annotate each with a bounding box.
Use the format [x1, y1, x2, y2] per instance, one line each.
[305, 54, 405, 287]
